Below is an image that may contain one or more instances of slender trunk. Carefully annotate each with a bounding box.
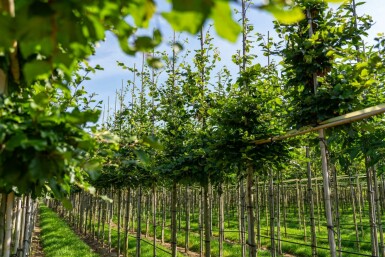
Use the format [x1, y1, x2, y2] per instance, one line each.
[145, 194, 149, 238]
[276, 175, 282, 256]
[355, 170, 364, 238]
[171, 182, 178, 257]
[97, 193, 102, 240]
[204, 183, 211, 257]
[12, 197, 22, 256]
[255, 176, 261, 248]
[22, 195, 31, 257]
[306, 146, 317, 257]
[218, 184, 224, 257]
[240, 179, 246, 257]
[348, 174, 360, 250]
[124, 188, 131, 257]
[109, 188, 114, 252]
[296, 179, 302, 230]
[152, 186, 157, 257]
[185, 185, 190, 253]
[332, 164, 342, 257]
[283, 185, 288, 237]
[3, 192, 14, 257]
[0, 193, 6, 255]
[269, 170, 276, 257]
[365, 155, 379, 256]
[319, 129, 337, 256]
[314, 172, 321, 233]
[246, 163, 256, 257]
[117, 189, 122, 257]
[199, 188, 203, 257]
[136, 187, 142, 257]
[300, 182, 306, 242]
[161, 188, 166, 244]
[373, 166, 385, 257]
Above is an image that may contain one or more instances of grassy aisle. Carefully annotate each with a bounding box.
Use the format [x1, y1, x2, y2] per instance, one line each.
[39, 205, 99, 257]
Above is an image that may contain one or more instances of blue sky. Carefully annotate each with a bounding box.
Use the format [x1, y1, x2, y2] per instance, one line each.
[83, 1, 385, 120]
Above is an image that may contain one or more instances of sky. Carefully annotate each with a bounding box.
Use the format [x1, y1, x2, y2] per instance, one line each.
[82, 1, 385, 120]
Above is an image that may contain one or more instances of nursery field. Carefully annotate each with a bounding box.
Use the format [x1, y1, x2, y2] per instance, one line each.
[48, 173, 385, 257]
[0, 0, 385, 257]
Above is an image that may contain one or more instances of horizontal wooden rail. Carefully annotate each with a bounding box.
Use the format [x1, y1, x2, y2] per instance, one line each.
[252, 103, 385, 145]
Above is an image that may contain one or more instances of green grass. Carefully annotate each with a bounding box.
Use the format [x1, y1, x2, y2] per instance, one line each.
[65, 201, 380, 257]
[39, 205, 99, 257]
[119, 205, 376, 257]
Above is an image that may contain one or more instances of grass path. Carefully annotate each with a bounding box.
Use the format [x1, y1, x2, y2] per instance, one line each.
[39, 205, 99, 257]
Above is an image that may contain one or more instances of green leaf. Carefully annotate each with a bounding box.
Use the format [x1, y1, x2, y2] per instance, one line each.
[147, 56, 164, 69]
[211, 1, 241, 42]
[263, 5, 305, 24]
[128, 0, 156, 28]
[162, 11, 204, 35]
[133, 149, 151, 164]
[143, 135, 164, 150]
[23, 60, 52, 83]
[5, 132, 27, 151]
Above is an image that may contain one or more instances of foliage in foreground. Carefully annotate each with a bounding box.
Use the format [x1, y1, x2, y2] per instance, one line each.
[39, 205, 99, 257]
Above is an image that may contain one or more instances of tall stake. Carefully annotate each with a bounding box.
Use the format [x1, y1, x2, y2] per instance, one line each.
[136, 187, 142, 257]
[307, 8, 337, 256]
[152, 186, 157, 257]
[3, 192, 14, 257]
[171, 182, 178, 257]
[246, 162, 257, 257]
[269, 169, 276, 257]
[218, 184, 224, 257]
[306, 146, 317, 257]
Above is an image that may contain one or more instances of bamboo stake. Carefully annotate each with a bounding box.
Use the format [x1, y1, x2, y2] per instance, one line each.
[218, 184, 224, 257]
[185, 185, 190, 253]
[246, 163, 256, 257]
[269, 170, 276, 257]
[373, 166, 385, 257]
[365, 155, 379, 256]
[152, 186, 157, 257]
[136, 187, 142, 257]
[3, 192, 14, 257]
[171, 182, 178, 257]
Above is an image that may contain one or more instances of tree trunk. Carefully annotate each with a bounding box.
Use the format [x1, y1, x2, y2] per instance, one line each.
[185, 185, 190, 253]
[136, 187, 142, 257]
[348, 173, 360, 250]
[269, 170, 276, 257]
[22, 195, 31, 257]
[124, 188, 131, 257]
[319, 129, 337, 257]
[109, 188, 114, 253]
[218, 184, 224, 257]
[3, 192, 14, 257]
[0, 193, 6, 256]
[255, 176, 261, 248]
[240, 179, 246, 257]
[365, 155, 379, 256]
[246, 163, 256, 257]
[277, 174, 282, 256]
[152, 186, 157, 257]
[117, 189, 122, 257]
[373, 166, 385, 257]
[306, 146, 317, 257]
[171, 182, 178, 257]
[332, 164, 342, 257]
[204, 182, 211, 257]
[161, 188, 166, 244]
[12, 196, 22, 256]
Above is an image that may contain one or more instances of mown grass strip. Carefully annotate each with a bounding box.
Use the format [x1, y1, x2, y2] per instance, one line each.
[39, 204, 99, 257]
